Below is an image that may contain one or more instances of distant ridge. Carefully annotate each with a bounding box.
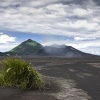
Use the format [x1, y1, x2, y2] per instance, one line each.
[0, 39, 98, 58]
[36, 45, 96, 58]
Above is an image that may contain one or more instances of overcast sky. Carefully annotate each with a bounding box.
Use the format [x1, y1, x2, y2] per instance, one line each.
[0, 0, 100, 55]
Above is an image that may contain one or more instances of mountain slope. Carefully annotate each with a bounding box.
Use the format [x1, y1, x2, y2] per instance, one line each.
[36, 45, 96, 58]
[9, 39, 42, 55]
[0, 39, 98, 57]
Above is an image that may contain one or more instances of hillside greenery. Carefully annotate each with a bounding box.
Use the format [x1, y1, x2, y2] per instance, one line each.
[9, 39, 42, 55]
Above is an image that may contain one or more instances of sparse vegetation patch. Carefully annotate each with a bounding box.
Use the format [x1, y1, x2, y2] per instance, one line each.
[0, 57, 44, 90]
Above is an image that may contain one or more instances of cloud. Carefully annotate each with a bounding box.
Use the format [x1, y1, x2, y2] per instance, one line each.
[42, 40, 68, 46]
[80, 47, 100, 55]
[0, 32, 3, 35]
[73, 8, 93, 17]
[92, 0, 100, 6]
[0, 0, 99, 38]
[0, 33, 16, 43]
[68, 40, 100, 49]
[0, 0, 100, 54]
[42, 35, 100, 55]
[43, 38, 100, 55]
[0, 43, 18, 52]
[0, 32, 18, 52]
[74, 37, 96, 41]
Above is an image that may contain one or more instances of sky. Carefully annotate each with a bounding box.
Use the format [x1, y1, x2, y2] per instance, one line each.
[0, 0, 100, 55]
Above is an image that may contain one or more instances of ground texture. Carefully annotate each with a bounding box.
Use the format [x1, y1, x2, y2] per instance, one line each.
[0, 57, 100, 100]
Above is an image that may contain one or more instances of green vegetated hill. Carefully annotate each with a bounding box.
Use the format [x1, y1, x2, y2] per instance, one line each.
[9, 39, 42, 55]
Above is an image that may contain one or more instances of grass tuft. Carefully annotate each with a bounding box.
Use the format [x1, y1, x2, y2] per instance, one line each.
[0, 57, 44, 90]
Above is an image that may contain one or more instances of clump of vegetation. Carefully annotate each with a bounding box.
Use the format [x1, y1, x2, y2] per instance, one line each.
[0, 57, 44, 90]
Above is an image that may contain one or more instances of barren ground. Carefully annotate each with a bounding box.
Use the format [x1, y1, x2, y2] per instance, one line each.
[0, 57, 100, 100]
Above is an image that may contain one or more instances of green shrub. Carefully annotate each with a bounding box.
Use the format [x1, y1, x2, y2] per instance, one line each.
[0, 57, 44, 90]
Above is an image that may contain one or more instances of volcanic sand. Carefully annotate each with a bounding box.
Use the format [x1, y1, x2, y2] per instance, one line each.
[0, 57, 100, 100]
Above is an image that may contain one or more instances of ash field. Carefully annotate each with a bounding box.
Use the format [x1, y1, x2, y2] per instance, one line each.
[0, 57, 100, 100]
